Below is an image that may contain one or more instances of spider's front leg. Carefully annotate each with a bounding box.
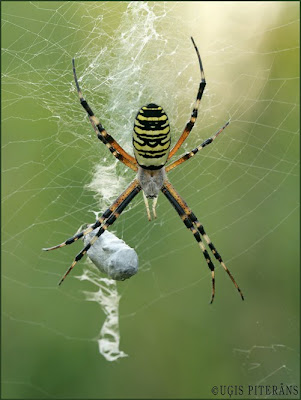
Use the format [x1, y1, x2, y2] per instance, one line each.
[43, 180, 141, 285]
[58, 183, 141, 285]
[43, 179, 140, 251]
[161, 184, 216, 303]
[58, 185, 141, 285]
[162, 181, 244, 302]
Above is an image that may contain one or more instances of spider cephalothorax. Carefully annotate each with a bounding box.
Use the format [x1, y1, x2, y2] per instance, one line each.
[43, 37, 244, 304]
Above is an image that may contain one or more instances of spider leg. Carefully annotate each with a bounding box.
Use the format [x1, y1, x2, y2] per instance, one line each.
[192, 216, 244, 300]
[162, 181, 244, 301]
[43, 179, 140, 251]
[72, 59, 137, 170]
[88, 118, 137, 171]
[161, 184, 215, 303]
[168, 37, 206, 160]
[58, 183, 141, 285]
[166, 121, 229, 172]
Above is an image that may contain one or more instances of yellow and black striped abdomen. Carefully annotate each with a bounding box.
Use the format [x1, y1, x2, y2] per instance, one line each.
[133, 103, 171, 170]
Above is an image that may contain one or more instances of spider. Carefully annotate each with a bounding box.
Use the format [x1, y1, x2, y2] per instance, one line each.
[43, 37, 244, 303]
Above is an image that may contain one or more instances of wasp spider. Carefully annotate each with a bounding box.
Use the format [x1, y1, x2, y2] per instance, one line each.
[44, 37, 244, 303]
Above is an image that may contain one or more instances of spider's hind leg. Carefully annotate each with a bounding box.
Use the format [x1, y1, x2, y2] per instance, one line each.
[72, 58, 137, 170]
[168, 37, 206, 159]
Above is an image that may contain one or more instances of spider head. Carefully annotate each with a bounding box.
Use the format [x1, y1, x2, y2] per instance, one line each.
[133, 103, 171, 170]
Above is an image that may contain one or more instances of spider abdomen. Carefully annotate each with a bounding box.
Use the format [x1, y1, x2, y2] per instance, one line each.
[133, 103, 171, 170]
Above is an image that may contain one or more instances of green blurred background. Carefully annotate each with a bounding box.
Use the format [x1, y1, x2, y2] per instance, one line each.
[2, 1, 299, 399]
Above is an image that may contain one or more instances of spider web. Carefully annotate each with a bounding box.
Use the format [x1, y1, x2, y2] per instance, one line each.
[2, 1, 299, 398]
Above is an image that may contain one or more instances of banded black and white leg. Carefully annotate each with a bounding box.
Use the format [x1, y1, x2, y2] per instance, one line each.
[168, 37, 206, 159]
[162, 184, 216, 303]
[58, 183, 141, 285]
[162, 181, 244, 301]
[166, 121, 230, 172]
[43, 179, 140, 251]
[72, 59, 137, 170]
[88, 117, 137, 172]
[43, 181, 141, 284]
[189, 213, 244, 300]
